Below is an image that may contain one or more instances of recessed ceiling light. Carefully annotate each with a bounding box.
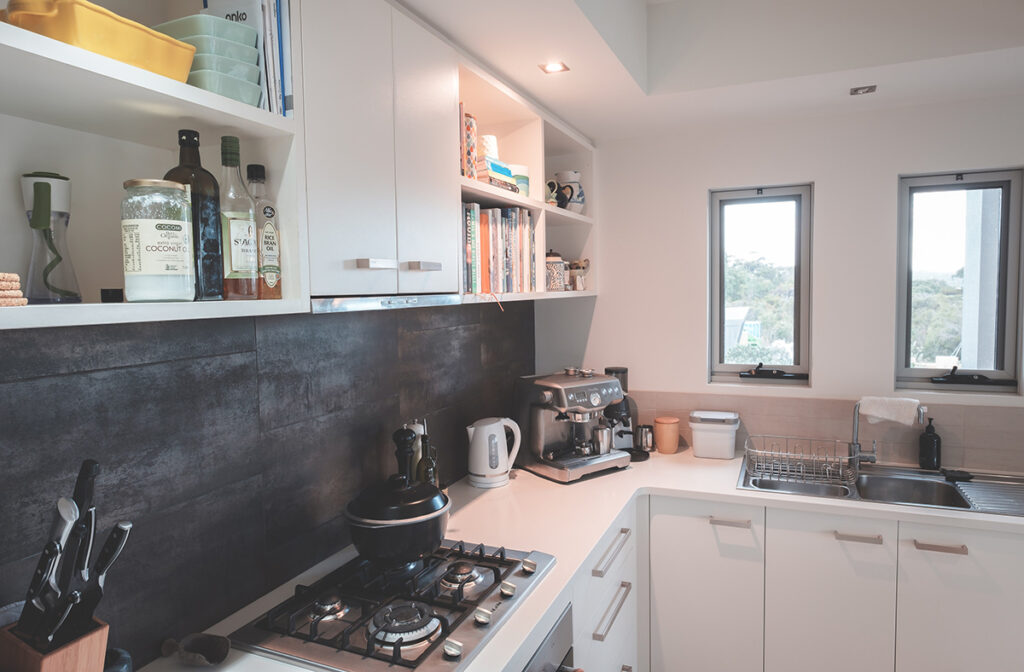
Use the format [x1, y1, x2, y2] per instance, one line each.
[539, 62, 570, 74]
[850, 85, 877, 96]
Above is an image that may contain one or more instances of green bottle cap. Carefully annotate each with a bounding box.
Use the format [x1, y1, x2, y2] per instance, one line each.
[221, 136, 240, 167]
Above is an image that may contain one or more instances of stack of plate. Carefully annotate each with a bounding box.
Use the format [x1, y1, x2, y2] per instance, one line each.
[154, 15, 261, 106]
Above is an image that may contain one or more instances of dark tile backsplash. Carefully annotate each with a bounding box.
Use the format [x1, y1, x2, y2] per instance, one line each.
[0, 302, 534, 666]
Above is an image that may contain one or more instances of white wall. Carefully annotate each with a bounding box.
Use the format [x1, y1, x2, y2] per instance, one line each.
[583, 93, 1024, 407]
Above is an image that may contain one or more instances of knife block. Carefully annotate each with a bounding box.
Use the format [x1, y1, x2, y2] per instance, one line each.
[0, 619, 108, 672]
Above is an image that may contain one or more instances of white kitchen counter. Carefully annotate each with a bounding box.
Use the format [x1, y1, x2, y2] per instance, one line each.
[143, 449, 1024, 672]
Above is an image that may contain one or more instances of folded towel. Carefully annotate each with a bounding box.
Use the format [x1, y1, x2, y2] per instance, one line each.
[859, 396, 922, 425]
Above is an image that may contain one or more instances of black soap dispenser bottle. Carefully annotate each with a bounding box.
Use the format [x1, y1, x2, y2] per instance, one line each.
[919, 418, 941, 470]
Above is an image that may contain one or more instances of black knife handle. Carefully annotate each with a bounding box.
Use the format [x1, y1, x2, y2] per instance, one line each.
[25, 541, 60, 603]
[58, 522, 86, 595]
[72, 460, 100, 513]
[94, 522, 132, 582]
[77, 507, 97, 581]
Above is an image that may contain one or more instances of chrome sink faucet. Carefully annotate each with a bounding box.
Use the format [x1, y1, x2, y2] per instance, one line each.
[849, 402, 876, 465]
[849, 401, 926, 466]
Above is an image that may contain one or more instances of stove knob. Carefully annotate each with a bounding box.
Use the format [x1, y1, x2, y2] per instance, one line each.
[474, 607, 493, 625]
[522, 558, 538, 575]
[499, 580, 517, 598]
[443, 638, 463, 659]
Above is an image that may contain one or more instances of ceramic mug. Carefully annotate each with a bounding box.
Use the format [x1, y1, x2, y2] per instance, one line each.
[545, 180, 559, 206]
[555, 170, 585, 213]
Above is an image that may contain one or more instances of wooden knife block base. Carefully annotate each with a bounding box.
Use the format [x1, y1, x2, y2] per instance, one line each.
[0, 619, 108, 672]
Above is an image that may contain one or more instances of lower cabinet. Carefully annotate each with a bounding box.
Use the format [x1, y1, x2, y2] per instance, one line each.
[896, 521, 1024, 672]
[764, 508, 897, 672]
[572, 501, 640, 672]
[649, 498, 765, 671]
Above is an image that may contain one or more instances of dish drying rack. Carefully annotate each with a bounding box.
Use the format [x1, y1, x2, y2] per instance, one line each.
[744, 435, 875, 486]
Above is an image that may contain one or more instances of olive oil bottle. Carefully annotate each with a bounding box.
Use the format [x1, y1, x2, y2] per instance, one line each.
[164, 130, 223, 300]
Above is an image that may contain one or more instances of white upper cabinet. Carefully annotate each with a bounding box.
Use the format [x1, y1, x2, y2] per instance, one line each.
[303, 0, 459, 297]
[302, 0, 398, 297]
[392, 10, 460, 294]
[764, 508, 897, 672]
[896, 521, 1024, 672]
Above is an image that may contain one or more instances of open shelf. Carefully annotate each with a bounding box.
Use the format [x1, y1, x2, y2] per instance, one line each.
[0, 298, 310, 330]
[544, 204, 594, 226]
[0, 6, 310, 332]
[0, 23, 296, 148]
[460, 289, 597, 304]
[460, 176, 543, 211]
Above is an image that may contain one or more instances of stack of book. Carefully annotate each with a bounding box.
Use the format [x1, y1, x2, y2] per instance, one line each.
[202, 0, 294, 117]
[462, 203, 543, 295]
[475, 156, 519, 194]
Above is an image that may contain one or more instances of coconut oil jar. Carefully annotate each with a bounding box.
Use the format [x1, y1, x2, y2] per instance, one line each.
[121, 179, 195, 301]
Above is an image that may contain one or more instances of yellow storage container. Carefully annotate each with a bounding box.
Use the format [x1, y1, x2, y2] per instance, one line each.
[1, 0, 195, 82]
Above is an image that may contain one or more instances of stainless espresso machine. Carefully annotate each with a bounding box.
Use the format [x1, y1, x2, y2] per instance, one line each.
[513, 368, 632, 483]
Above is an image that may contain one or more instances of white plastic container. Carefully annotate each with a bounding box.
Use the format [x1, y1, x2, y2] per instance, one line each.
[689, 411, 740, 459]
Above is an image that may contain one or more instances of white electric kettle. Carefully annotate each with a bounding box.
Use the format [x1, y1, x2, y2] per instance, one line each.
[466, 417, 521, 488]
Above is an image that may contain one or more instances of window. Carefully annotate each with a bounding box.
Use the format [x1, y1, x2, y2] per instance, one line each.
[896, 169, 1022, 391]
[709, 184, 812, 382]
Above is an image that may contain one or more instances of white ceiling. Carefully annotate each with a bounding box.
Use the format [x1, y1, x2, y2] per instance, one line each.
[398, 0, 1024, 144]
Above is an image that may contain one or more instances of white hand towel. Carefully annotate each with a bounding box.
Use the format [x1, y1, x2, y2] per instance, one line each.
[858, 396, 922, 425]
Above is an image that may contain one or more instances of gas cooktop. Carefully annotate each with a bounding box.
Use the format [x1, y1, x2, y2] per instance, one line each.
[229, 540, 555, 671]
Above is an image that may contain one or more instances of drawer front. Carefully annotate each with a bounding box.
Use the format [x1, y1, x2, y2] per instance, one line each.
[574, 573, 639, 671]
[577, 505, 638, 616]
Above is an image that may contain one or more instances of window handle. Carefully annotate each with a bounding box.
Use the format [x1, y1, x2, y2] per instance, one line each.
[738, 362, 809, 381]
[929, 366, 1015, 386]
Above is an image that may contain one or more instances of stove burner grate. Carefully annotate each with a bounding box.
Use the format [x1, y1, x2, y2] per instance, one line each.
[252, 541, 522, 668]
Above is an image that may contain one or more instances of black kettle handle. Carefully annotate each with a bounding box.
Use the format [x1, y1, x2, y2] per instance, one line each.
[392, 427, 418, 485]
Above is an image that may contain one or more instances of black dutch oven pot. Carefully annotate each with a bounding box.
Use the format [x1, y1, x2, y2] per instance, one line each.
[345, 427, 450, 566]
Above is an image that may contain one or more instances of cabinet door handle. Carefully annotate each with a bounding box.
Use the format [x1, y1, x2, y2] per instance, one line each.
[407, 260, 442, 271]
[834, 531, 883, 545]
[592, 581, 631, 641]
[708, 516, 751, 529]
[592, 528, 632, 577]
[913, 539, 968, 555]
[622, 667, 633, 671]
[356, 258, 399, 270]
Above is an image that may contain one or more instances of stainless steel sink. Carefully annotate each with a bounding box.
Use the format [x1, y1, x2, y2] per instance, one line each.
[737, 460, 1024, 516]
[748, 478, 851, 498]
[856, 473, 970, 508]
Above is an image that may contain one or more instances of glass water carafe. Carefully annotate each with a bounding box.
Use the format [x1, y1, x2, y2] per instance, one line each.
[22, 172, 81, 304]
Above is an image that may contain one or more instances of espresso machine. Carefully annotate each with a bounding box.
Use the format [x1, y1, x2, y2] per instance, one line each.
[513, 368, 632, 483]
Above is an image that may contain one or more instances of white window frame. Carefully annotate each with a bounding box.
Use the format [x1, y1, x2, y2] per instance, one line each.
[709, 184, 812, 383]
[895, 169, 1022, 392]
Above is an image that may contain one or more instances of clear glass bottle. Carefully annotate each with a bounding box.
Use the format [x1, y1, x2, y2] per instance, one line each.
[120, 179, 195, 302]
[219, 136, 258, 299]
[22, 172, 81, 304]
[164, 129, 223, 301]
[246, 164, 282, 300]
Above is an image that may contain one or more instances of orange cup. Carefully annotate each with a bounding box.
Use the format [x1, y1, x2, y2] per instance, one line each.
[654, 416, 680, 454]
